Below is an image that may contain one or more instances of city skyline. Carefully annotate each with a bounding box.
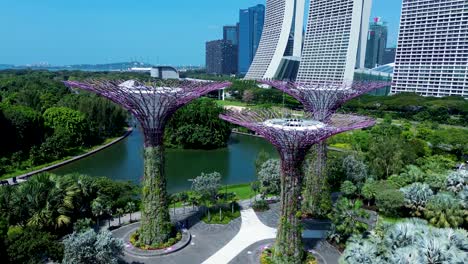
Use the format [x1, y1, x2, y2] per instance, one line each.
[0, 0, 402, 66]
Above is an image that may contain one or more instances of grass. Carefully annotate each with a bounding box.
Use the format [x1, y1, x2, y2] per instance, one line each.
[0, 136, 121, 180]
[379, 214, 405, 224]
[215, 100, 247, 107]
[201, 207, 241, 224]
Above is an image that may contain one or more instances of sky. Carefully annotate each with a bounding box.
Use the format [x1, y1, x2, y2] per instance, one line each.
[0, 0, 402, 66]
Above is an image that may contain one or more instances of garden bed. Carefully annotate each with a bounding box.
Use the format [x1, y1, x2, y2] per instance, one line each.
[121, 223, 191, 257]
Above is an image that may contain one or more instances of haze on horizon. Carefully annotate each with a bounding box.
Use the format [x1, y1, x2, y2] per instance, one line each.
[0, 0, 402, 66]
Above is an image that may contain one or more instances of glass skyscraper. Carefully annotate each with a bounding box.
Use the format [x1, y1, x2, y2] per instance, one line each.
[238, 4, 265, 75]
[223, 25, 239, 46]
[365, 17, 388, 69]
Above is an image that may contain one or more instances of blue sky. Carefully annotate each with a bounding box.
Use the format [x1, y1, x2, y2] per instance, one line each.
[0, 0, 402, 66]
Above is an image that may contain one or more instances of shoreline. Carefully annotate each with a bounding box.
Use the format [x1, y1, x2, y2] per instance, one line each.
[1, 127, 133, 185]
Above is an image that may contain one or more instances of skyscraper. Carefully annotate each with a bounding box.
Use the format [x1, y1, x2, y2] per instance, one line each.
[238, 4, 265, 75]
[297, 0, 373, 82]
[392, 0, 468, 97]
[206, 40, 237, 75]
[382, 48, 396, 64]
[223, 25, 239, 46]
[365, 17, 388, 69]
[245, 0, 305, 80]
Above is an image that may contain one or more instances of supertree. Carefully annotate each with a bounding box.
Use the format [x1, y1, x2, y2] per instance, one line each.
[220, 109, 375, 264]
[64, 79, 231, 245]
[259, 80, 390, 216]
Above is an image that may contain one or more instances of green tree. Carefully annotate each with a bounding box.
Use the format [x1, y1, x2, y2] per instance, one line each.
[257, 159, 281, 198]
[7, 226, 63, 264]
[43, 106, 88, 146]
[367, 136, 404, 179]
[115, 208, 125, 226]
[165, 98, 231, 149]
[125, 202, 137, 222]
[191, 172, 221, 206]
[343, 154, 368, 185]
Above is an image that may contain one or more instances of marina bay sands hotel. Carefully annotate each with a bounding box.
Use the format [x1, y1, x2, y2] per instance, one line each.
[245, 0, 373, 82]
[245, 0, 468, 97]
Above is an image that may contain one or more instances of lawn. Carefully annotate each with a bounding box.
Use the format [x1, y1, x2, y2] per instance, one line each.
[215, 100, 247, 107]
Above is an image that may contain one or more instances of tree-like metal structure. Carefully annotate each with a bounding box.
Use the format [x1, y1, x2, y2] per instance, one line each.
[64, 79, 231, 245]
[220, 109, 375, 264]
[259, 80, 390, 216]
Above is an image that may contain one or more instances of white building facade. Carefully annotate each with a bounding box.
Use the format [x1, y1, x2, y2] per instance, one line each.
[297, 0, 373, 82]
[391, 0, 468, 97]
[245, 0, 305, 80]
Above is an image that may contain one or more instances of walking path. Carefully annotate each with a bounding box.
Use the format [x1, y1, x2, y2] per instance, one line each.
[109, 199, 341, 264]
[202, 208, 276, 264]
[1, 128, 133, 185]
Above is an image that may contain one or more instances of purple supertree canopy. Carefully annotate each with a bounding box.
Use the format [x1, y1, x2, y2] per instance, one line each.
[220, 109, 375, 162]
[259, 80, 391, 121]
[64, 79, 231, 146]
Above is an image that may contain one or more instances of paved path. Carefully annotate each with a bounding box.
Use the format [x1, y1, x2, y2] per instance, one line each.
[1, 127, 133, 185]
[202, 208, 276, 264]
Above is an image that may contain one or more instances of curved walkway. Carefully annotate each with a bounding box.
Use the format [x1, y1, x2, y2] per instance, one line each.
[2, 127, 133, 185]
[202, 208, 276, 264]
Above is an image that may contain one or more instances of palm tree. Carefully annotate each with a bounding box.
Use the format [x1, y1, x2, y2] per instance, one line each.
[116, 208, 125, 226]
[91, 200, 104, 227]
[125, 202, 137, 222]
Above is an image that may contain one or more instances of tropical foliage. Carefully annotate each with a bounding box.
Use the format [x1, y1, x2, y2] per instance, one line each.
[62, 229, 123, 264]
[328, 198, 369, 245]
[400, 183, 434, 217]
[340, 219, 468, 264]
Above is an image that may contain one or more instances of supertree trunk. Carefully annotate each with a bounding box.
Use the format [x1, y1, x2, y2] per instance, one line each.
[139, 144, 172, 245]
[274, 153, 305, 264]
[302, 141, 328, 217]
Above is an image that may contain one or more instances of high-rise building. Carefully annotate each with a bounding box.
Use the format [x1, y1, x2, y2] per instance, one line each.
[382, 48, 396, 64]
[245, 0, 305, 80]
[238, 4, 265, 75]
[223, 25, 239, 46]
[365, 17, 388, 69]
[206, 40, 237, 75]
[297, 0, 373, 82]
[392, 0, 468, 97]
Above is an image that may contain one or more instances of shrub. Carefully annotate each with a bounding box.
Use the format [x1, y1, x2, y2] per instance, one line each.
[446, 170, 467, 194]
[361, 179, 378, 205]
[424, 193, 464, 228]
[252, 200, 269, 211]
[340, 181, 357, 197]
[328, 198, 369, 244]
[375, 189, 404, 217]
[400, 183, 433, 217]
[387, 174, 411, 189]
[423, 172, 447, 190]
[340, 219, 468, 264]
[62, 229, 123, 264]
